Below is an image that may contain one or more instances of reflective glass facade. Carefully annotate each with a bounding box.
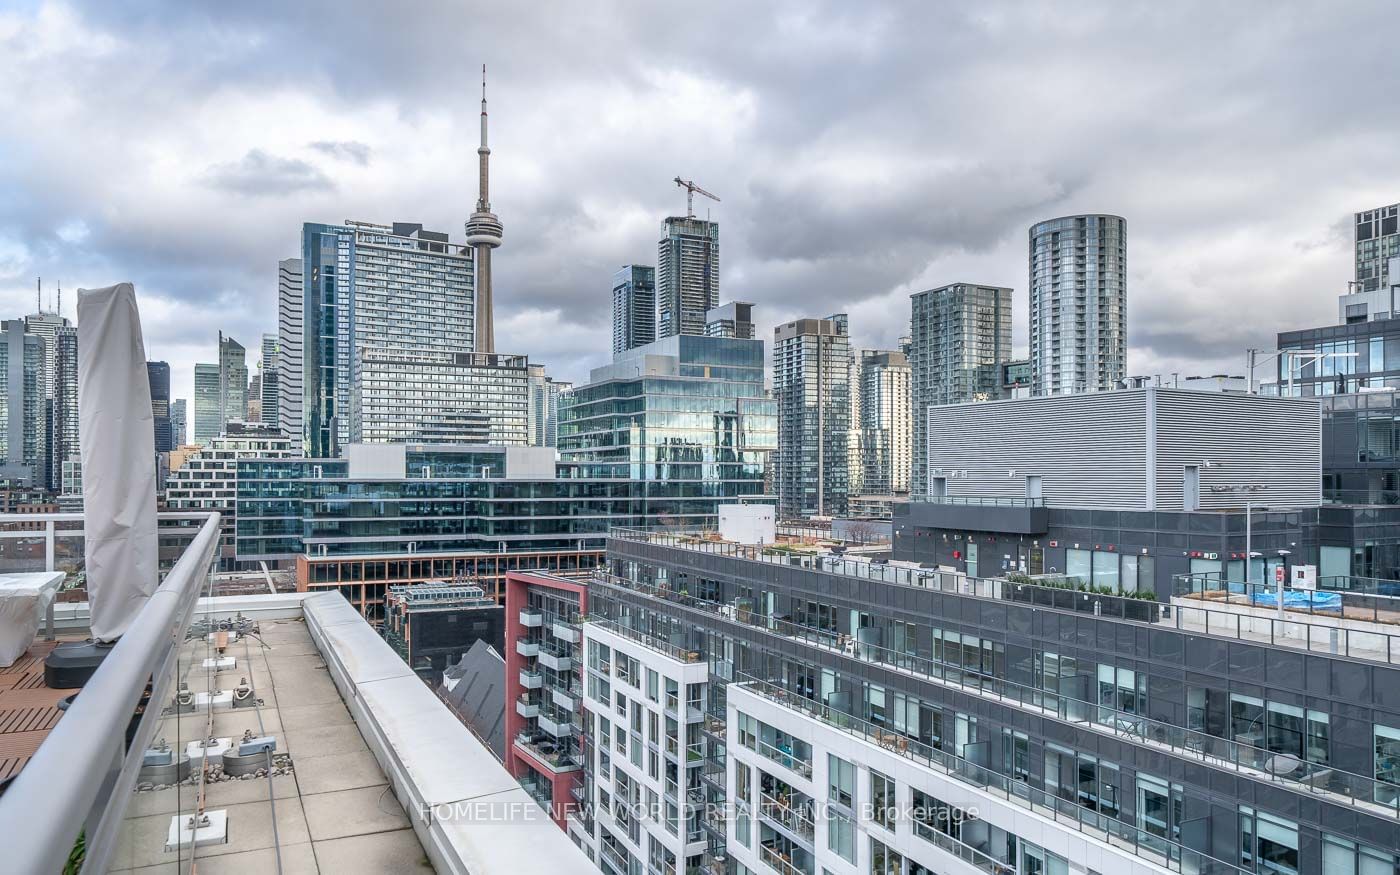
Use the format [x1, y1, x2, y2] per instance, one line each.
[558, 335, 773, 496]
[235, 443, 774, 562]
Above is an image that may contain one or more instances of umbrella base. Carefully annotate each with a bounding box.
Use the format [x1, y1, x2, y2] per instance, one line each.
[44, 639, 115, 688]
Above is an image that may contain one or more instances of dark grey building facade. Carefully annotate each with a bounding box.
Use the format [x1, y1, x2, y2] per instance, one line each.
[589, 530, 1400, 875]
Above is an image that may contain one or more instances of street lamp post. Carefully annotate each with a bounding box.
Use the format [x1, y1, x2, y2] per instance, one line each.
[1276, 549, 1292, 622]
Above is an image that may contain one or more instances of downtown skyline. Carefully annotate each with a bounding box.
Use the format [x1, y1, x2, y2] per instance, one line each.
[2, 2, 1398, 405]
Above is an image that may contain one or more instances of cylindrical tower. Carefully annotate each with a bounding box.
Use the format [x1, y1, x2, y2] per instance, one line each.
[465, 65, 503, 354]
[1028, 214, 1127, 396]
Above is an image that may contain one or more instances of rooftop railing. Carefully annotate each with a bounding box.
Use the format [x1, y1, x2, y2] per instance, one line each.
[920, 495, 1045, 507]
[611, 528, 1400, 665]
[1175, 573, 1400, 664]
[0, 511, 222, 875]
[0, 511, 213, 588]
[591, 570, 1400, 816]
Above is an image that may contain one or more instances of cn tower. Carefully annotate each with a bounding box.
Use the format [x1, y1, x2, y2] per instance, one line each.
[465, 64, 503, 354]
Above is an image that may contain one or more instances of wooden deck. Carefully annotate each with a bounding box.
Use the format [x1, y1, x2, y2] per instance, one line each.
[0, 640, 80, 783]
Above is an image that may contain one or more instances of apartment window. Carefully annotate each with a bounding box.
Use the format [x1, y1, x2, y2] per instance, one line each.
[1001, 729, 1030, 781]
[647, 668, 659, 702]
[870, 770, 895, 831]
[1136, 773, 1183, 850]
[1239, 806, 1298, 875]
[828, 754, 855, 809]
[871, 837, 903, 875]
[735, 761, 751, 806]
[1376, 723, 1400, 803]
[1066, 548, 1091, 584]
[826, 811, 854, 863]
[1323, 834, 1400, 874]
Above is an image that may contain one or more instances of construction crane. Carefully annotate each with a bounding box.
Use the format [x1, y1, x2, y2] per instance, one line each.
[674, 176, 720, 219]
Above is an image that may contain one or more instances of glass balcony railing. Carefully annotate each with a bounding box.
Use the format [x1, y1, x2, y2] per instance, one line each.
[758, 791, 815, 842]
[0, 512, 224, 874]
[735, 676, 1253, 875]
[1175, 573, 1400, 664]
[0, 507, 591, 875]
[593, 571, 1400, 815]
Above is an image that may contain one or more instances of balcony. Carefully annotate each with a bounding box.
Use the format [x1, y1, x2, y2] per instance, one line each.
[516, 695, 541, 718]
[519, 608, 543, 628]
[758, 792, 815, 843]
[551, 619, 581, 644]
[732, 679, 1253, 875]
[538, 646, 573, 672]
[903, 495, 1049, 534]
[0, 511, 588, 874]
[519, 668, 544, 689]
[552, 686, 578, 711]
[516, 638, 541, 657]
[538, 710, 574, 738]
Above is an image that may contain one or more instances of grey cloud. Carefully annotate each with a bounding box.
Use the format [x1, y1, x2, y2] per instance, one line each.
[4, 1, 1400, 397]
[309, 140, 372, 165]
[202, 150, 335, 196]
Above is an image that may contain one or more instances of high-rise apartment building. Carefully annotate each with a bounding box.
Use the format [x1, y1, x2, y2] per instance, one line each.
[24, 310, 70, 490]
[277, 257, 303, 442]
[611, 265, 656, 355]
[527, 366, 571, 448]
[50, 326, 78, 490]
[147, 361, 172, 453]
[193, 333, 248, 443]
[350, 349, 531, 445]
[855, 349, 911, 497]
[165, 423, 294, 569]
[246, 375, 262, 423]
[559, 334, 774, 506]
[705, 301, 754, 339]
[259, 333, 278, 429]
[170, 398, 186, 448]
[302, 221, 475, 457]
[657, 217, 719, 339]
[502, 572, 586, 827]
[219, 332, 248, 427]
[908, 283, 1013, 496]
[0, 320, 45, 485]
[772, 314, 851, 518]
[567, 480, 1400, 875]
[847, 350, 866, 498]
[1028, 214, 1127, 396]
[193, 363, 220, 444]
[1355, 202, 1400, 293]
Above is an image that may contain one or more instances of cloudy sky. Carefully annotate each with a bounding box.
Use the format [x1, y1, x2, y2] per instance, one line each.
[1, 1, 1397, 405]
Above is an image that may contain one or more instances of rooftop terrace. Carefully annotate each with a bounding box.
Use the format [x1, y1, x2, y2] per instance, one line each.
[0, 512, 588, 874]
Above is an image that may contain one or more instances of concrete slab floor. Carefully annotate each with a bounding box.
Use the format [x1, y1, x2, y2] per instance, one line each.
[111, 618, 428, 874]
